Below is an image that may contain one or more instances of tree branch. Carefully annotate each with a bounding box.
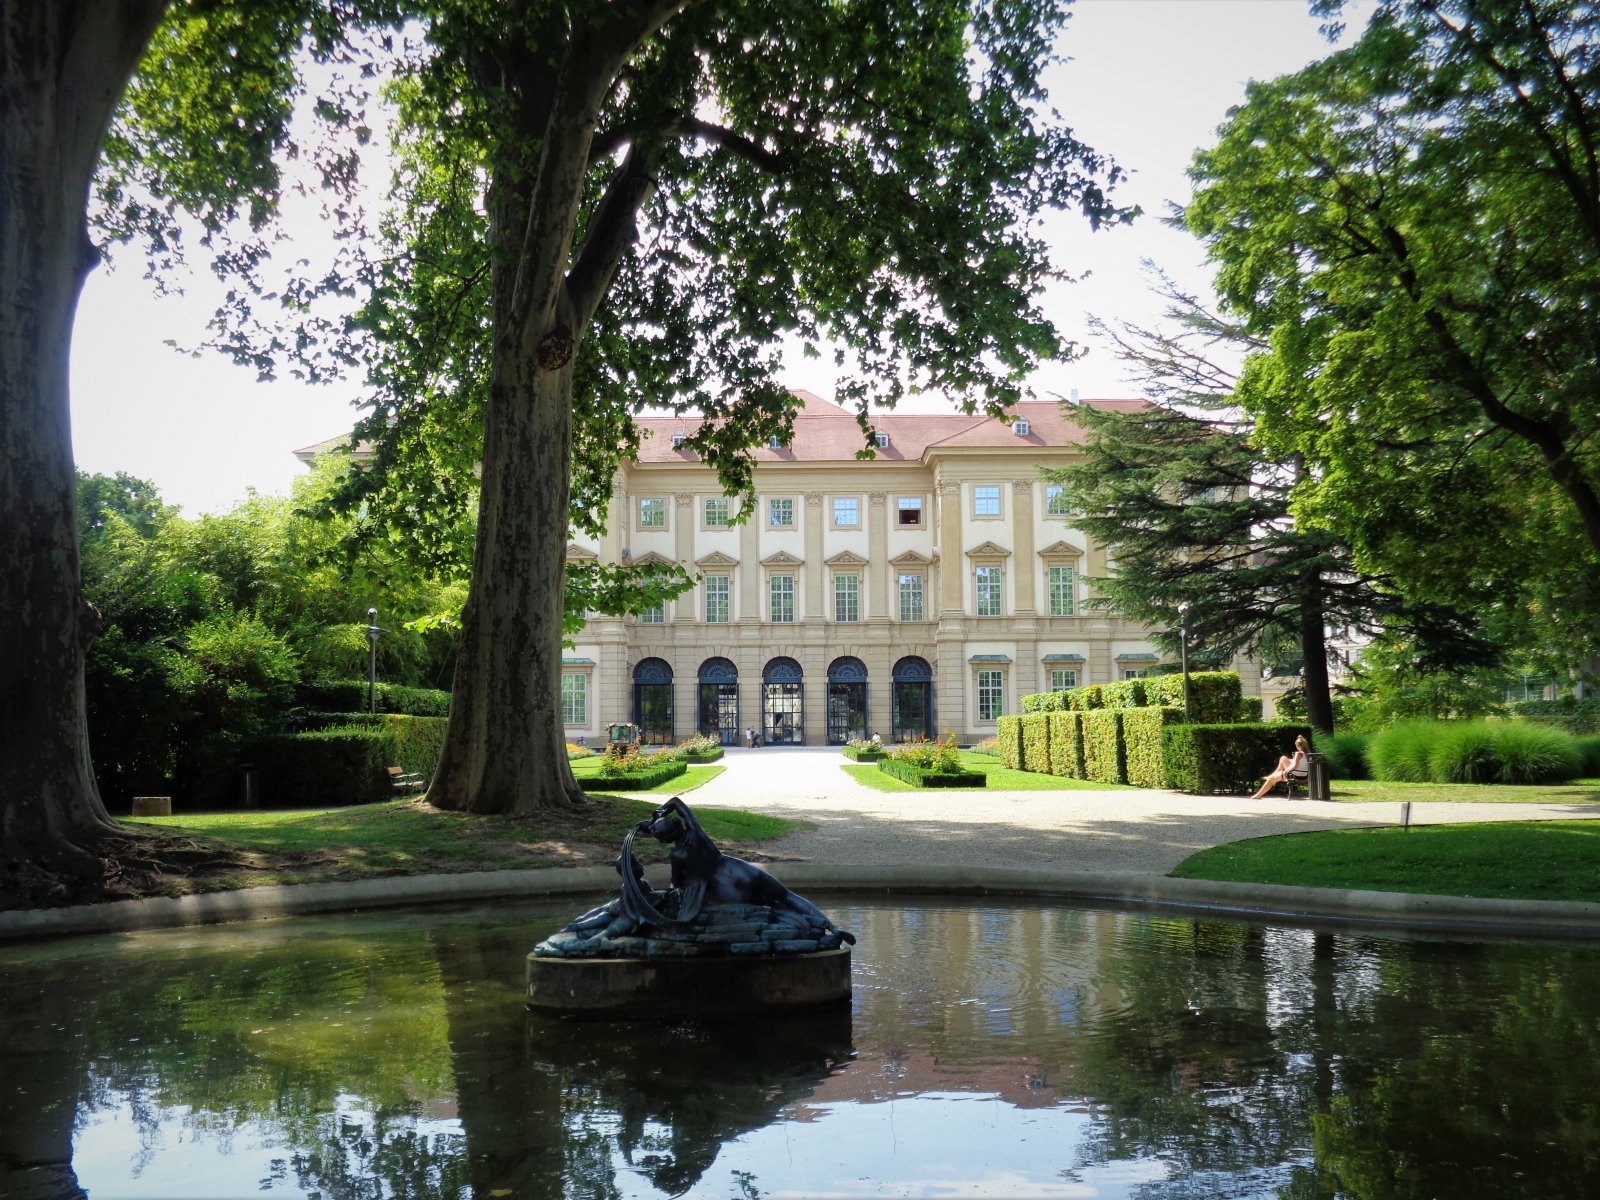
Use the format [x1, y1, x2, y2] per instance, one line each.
[590, 113, 791, 174]
[567, 140, 660, 329]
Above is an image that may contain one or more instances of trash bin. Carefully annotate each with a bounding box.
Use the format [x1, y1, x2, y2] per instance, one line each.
[1306, 752, 1331, 802]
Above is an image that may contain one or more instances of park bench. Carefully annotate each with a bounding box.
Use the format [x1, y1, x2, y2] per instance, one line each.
[387, 766, 426, 794]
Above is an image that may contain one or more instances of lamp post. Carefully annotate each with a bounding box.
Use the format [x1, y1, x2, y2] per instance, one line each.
[1176, 601, 1191, 721]
[366, 607, 383, 714]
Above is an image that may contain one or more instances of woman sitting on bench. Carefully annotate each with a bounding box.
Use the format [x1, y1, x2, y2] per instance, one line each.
[1251, 735, 1310, 799]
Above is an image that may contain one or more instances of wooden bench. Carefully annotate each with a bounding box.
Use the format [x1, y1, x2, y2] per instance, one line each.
[388, 766, 426, 794]
[1278, 767, 1309, 798]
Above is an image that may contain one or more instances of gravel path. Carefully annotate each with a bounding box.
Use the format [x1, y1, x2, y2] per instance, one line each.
[680, 746, 1600, 875]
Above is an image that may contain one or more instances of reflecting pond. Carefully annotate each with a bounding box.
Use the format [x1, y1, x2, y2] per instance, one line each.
[3, 896, 1599, 1199]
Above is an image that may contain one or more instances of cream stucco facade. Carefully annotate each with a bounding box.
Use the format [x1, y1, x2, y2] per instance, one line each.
[561, 392, 1260, 746]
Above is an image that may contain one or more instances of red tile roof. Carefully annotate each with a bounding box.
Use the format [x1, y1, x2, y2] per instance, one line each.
[633, 392, 1144, 464]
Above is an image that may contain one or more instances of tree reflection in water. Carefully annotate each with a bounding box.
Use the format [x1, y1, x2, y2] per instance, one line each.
[2, 898, 1600, 1198]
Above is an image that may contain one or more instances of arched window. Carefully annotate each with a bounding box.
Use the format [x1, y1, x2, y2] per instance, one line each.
[891, 656, 934, 742]
[631, 658, 674, 745]
[697, 657, 739, 745]
[762, 657, 804, 744]
[826, 656, 869, 744]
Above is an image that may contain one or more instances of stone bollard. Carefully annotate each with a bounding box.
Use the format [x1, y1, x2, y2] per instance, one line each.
[131, 796, 172, 817]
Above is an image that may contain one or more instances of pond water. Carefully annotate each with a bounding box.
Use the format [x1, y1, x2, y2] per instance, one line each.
[2, 896, 1598, 1199]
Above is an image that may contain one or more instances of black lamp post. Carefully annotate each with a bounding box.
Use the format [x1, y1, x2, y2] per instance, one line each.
[1176, 600, 1191, 721]
[366, 607, 383, 714]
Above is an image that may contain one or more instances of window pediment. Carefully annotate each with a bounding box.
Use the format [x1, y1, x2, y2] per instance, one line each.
[889, 549, 933, 566]
[965, 540, 1011, 559]
[761, 550, 804, 567]
[1037, 539, 1084, 560]
[630, 550, 676, 568]
[824, 549, 870, 567]
[565, 542, 599, 562]
[695, 550, 739, 568]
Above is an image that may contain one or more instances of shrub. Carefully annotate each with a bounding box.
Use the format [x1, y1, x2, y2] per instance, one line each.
[1239, 696, 1264, 722]
[254, 725, 396, 807]
[1576, 734, 1600, 777]
[1502, 697, 1600, 735]
[1427, 721, 1501, 784]
[1047, 711, 1084, 778]
[842, 744, 886, 761]
[292, 712, 447, 779]
[297, 678, 451, 717]
[1122, 706, 1183, 788]
[1082, 710, 1125, 784]
[1099, 678, 1148, 709]
[1162, 723, 1314, 794]
[995, 715, 1023, 769]
[972, 737, 1002, 757]
[1021, 690, 1068, 713]
[886, 734, 964, 774]
[1143, 671, 1246, 723]
[1020, 713, 1052, 774]
[1314, 732, 1371, 780]
[877, 758, 985, 788]
[1075, 685, 1106, 711]
[1366, 720, 1438, 783]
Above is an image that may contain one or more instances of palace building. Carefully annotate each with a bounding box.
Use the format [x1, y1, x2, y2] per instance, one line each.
[559, 390, 1260, 746]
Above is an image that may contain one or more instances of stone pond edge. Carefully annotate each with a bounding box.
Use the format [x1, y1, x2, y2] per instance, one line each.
[4, 863, 1600, 943]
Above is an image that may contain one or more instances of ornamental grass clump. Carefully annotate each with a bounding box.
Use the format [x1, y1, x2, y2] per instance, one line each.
[1366, 720, 1437, 782]
[1575, 734, 1600, 777]
[1313, 731, 1370, 780]
[1488, 721, 1582, 785]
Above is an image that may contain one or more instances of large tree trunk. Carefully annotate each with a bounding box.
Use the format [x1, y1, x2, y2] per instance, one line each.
[0, 0, 169, 899]
[428, 300, 587, 815]
[1298, 564, 1335, 736]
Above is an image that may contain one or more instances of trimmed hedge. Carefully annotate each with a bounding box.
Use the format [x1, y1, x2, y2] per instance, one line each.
[1021, 713, 1052, 774]
[877, 759, 986, 788]
[297, 712, 447, 779]
[1122, 706, 1184, 789]
[1143, 672, 1245, 723]
[581, 759, 688, 791]
[842, 745, 886, 761]
[1100, 678, 1148, 709]
[1506, 697, 1600, 735]
[1048, 710, 1084, 778]
[995, 715, 1024, 770]
[298, 678, 452, 717]
[253, 726, 396, 807]
[1022, 690, 1067, 714]
[681, 747, 725, 763]
[1162, 723, 1314, 794]
[1082, 710, 1125, 784]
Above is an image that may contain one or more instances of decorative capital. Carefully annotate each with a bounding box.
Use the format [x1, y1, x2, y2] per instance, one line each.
[937, 480, 961, 496]
[1012, 479, 1034, 495]
[675, 492, 695, 508]
[804, 492, 824, 506]
[867, 492, 887, 507]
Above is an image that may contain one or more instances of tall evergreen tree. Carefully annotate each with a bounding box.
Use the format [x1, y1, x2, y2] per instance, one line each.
[1050, 278, 1484, 733]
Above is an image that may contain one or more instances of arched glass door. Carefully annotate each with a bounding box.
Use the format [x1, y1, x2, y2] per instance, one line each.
[892, 656, 934, 742]
[697, 657, 739, 745]
[762, 657, 804, 745]
[632, 658, 674, 745]
[826, 656, 869, 744]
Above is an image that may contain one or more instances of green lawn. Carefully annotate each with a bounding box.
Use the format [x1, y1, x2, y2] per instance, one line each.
[842, 751, 1132, 792]
[1323, 778, 1600, 804]
[123, 792, 794, 892]
[1171, 820, 1600, 903]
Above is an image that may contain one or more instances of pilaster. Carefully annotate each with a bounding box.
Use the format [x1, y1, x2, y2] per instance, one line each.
[804, 492, 825, 619]
[1011, 479, 1036, 615]
[674, 493, 696, 623]
[867, 491, 889, 620]
[937, 479, 963, 614]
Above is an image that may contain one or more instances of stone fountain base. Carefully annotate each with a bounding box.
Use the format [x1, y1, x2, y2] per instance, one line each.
[527, 946, 851, 1017]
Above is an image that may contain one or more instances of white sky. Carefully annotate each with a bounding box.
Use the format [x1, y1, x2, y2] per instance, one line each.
[69, 0, 1356, 517]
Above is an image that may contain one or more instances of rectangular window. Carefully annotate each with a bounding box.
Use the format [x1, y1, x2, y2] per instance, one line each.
[898, 573, 924, 623]
[977, 669, 1005, 721]
[1049, 668, 1078, 691]
[1045, 485, 1072, 516]
[1048, 565, 1076, 616]
[638, 497, 665, 528]
[833, 496, 859, 527]
[769, 497, 794, 528]
[769, 574, 795, 623]
[834, 573, 860, 622]
[704, 497, 730, 527]
[897, 497, 923, 526]
[1124, 667, 1152, 680]
[975, 565, 1002, 617]
[640, 601, 665, 624]
[705, 574, 730, 623]
[561, 673, 587, 725]
[973, 485, 1001, 517]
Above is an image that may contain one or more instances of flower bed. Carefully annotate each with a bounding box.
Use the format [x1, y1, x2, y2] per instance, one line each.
[842, 745, 886, 761]
[580, 758, 688, 791]
[876, 758, 985, 788]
